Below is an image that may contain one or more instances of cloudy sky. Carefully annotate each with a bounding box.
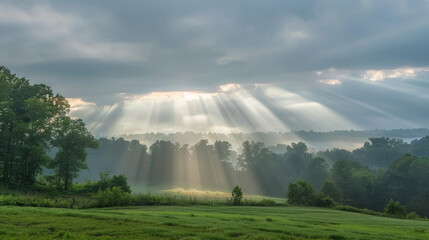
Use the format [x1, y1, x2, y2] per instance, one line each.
[1, 0, 429, 135]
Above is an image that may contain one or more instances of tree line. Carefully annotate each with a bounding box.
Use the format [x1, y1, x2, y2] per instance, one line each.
[83, 136, 429, 216]
[0, 66, 97, 190]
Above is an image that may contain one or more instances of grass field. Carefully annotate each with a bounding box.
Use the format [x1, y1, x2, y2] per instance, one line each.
[1, 205, 428, 239]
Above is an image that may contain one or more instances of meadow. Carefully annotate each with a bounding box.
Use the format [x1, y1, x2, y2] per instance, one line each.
[1, 205, 428, 240]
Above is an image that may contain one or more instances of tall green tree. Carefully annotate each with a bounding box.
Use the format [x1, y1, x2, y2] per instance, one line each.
[50, 116, 98, 190]
[0, 66, 69, 186]
[300, 157, 329, 191]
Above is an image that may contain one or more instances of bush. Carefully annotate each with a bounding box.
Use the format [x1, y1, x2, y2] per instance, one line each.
[406, 211, 421, 220]
[93, 187, 133, 207]
[75, 173, 131, 194]
[287, 181, 315, 206]
[384, 199, 406, 217]
[231, 185, 243, 205]
[259, 198, 276, 206]
[96, 174, 131, 193]
[0, 194, 70, 208]
[334, 204, 383, 216]
[312, 193, 335, 207]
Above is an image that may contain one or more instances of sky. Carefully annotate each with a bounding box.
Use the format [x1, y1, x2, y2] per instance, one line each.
[1, 0, 429, 135]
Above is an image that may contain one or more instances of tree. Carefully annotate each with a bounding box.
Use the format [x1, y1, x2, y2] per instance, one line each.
[148, 140, 178, 186]
[287, 180, 315, 206]
[283, 142, 313, 185]
[372, 154, 429, 216]
[231, 185, 243, 205]
[214, 140, 232, 162]
[237, 141, 283, 195]
[384, 199, 406, 217]
[50, 116, 98, 190]
[300, 157, 329, 191]
[317, 148, 355, 163]
[353, 137, 409, 168]
[0, 66, 69, 186]
[410, 136, 429, 157]
[320, 180, 342, 202]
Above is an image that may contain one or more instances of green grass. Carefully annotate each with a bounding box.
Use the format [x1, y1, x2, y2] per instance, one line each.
[1, 205, 428, 239]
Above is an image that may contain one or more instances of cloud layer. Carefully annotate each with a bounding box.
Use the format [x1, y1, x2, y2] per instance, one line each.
[1, 0, 429, 132]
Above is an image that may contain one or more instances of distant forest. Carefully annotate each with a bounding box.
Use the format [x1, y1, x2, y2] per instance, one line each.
[120, 128, 429, 151]
[82, 135, 429, 216]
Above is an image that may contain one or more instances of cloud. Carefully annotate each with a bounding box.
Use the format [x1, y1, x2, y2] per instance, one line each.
[319, 79, 342, 85]
[363, 67, 429, 81]
[2, 0, 429, 131]
[67, 98, 98, 119]
[216, 51, 248, 65]
[219, 83, 241, 92]
[0, 1, 151, 65]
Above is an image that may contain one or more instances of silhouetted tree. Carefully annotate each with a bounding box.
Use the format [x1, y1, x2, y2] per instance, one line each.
[50, 116, 98, 190]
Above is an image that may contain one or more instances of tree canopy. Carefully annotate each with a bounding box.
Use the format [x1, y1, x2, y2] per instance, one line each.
[0, 66, 96, 190]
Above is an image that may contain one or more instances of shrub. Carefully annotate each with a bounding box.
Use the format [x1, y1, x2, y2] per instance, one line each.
[231, 185, 243, 205]
[93, 187, 133, 207]
[259, 198, 276, 206]
[0, 195, 26, 206]
[334, 204, 383, 216]
[406, 211, 421, 220]
[384, 199, 406, 217]
[110, 175, 131, 193]
[312, 193, 335, 207]
[287, 180, 315, 206]
[132, 193, 161, 205]
[79, 173, 131, 194]
[0, 194, 70, 208]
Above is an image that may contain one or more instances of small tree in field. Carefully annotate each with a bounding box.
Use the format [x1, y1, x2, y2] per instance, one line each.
[287, 180, 315, 206]
[231, 185, 243, 205]
[384, 199, 406, 217]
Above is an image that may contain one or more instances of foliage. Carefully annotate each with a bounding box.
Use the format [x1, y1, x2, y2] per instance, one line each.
[81, 135, 429, 217]
[0, 194, 68, 208]
[93, 173, 131, 193]
[300, 157, 329, 191]
[352, 137, 409, 168]
[333, 204, 383, 216]
[320, 180, 342, 202]
[93, 187, 133, 207]
[384, 199, 406, 217]
[0, 66, 95, 191]
[0, 66, 69, 186]
[287, 180, 315, 206]
[372, 154, 429, 216]
[231, 185, 243, 205]
[312, 193, 335, 207]
[50, 116, 98, 190]
[406, 211, 421, 220]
